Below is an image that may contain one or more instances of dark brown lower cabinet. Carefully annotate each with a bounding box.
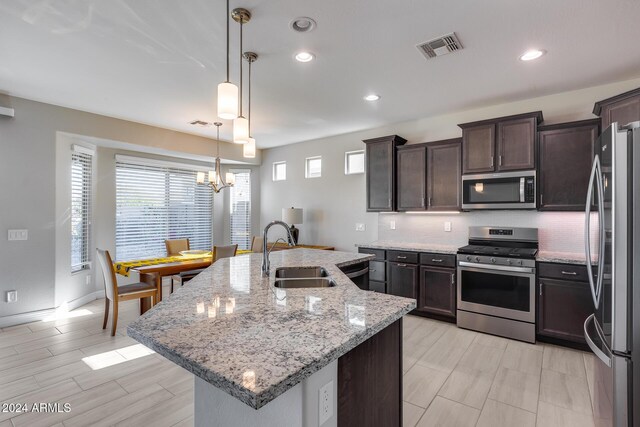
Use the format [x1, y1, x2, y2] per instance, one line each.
[418, 266, 456, 318]
[338, 319, 402, 427]
[387, 263, 418, 299]
[537, 277, 594, 344]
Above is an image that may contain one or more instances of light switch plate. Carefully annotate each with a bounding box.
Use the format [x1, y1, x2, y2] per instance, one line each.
[444, 221, 452, 232]
[6, 290, 17, 303]
[8, 229, 28, 241]
[355, 223, 365, 232]
[390, 221, 396, 230]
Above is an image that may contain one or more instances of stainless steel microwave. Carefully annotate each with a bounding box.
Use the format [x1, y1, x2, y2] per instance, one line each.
[461, 171, 536, 210]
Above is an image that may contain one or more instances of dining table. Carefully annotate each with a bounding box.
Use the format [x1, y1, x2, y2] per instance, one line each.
[115, 251, 250, 314]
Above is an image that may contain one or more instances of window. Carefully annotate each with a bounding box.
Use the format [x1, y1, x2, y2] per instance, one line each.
[305, 156, 322, 178]
[230, 170, 251, 250]
[345, 150, 365, 175]
[71, 147, 93, 272]
[273, 161, 287, 181]
[115, 158, 213, 261]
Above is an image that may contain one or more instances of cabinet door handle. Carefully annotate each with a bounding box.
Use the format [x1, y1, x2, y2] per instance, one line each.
[561, 271, 578, 276]
[499, 155, 502, 166]
[428, 197, 432, 207]
[397, 263, 407, 267]
[490, 156, 494, 168]
[451, 273, 455, 285]
[540, 283, 543, 296]
[396, 256, 407, 259]
[431, 259, 443, 263]
[540, 194, 543, 206]
[370, 269, 376, 272]
[421, 197, 425, 207]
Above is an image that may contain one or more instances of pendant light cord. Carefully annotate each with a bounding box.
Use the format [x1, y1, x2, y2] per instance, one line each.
[248, 58, 251, 135]
[225, 0, 229, 82]
[239, 19, 244, 117]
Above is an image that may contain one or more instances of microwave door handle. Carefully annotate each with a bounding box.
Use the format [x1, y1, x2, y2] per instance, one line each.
[584, 156, 600, 308]
[520, 178, 525, 202]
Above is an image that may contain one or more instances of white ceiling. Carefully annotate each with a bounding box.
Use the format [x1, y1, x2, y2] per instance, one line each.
[2, 0, 640, 148]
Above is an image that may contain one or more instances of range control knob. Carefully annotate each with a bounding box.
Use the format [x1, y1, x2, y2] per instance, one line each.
[475, 256, 481, 262]
[518, 260, 523, 266]
[491, 258, 496, 264]
[507, 259, 513, 265]
[466, 256, 472, 262]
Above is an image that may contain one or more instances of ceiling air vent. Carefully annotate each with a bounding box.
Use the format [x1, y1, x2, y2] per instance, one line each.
[189, 120, 212, 127]
[416, 32, 463, 59]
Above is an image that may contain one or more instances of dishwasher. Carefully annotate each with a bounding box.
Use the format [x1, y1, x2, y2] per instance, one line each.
[338, 261, 370, 290]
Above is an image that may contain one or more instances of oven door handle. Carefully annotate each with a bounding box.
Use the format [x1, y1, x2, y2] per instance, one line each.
[458, 261, 535, 274]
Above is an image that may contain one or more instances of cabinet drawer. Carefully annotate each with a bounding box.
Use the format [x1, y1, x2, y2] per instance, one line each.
[369, 261, 386, 282]
[358, 247, 386, 261]
[420, 253, 456, 268]
[387, 251, 419, 264]
[369, 280, 386, 293]
[538, 262, 590, 282]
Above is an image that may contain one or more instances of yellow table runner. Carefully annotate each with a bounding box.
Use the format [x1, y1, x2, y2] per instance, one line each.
[114, 250, 252, 277]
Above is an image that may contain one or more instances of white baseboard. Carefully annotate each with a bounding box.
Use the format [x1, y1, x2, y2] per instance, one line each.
[0, 290, 104, 329]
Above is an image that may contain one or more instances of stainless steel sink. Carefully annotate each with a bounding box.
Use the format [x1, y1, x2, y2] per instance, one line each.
[274, 278, 336, 288]
[274, 267, 328, 279]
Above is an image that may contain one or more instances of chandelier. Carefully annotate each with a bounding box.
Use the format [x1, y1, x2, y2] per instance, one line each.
[196, 122, 235, 192]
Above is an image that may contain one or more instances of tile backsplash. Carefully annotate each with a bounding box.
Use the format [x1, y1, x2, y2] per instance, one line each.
[378, 211, 595, 254]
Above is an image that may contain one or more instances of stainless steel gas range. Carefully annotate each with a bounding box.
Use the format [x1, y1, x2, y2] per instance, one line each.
[456, 226, 538, 343]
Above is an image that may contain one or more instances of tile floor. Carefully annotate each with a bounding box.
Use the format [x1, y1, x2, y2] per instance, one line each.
[0, 287, 598, 427]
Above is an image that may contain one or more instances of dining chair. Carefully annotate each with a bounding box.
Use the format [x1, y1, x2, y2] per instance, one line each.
[96, 249, 158, 336]
[170, 244, 239, 292]
[250, 236, 264, 253]
[165, 238, 190, 256]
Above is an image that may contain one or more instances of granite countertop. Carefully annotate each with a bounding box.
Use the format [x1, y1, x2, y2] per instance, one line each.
[536, 251, 592, 265]
[357, 241, 458, 255]
[127, 248, 415, 410]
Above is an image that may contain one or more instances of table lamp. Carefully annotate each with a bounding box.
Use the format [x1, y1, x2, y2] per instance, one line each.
[282, 207, 303, 245]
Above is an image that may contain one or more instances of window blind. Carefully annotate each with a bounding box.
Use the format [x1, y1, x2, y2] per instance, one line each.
[71, 151, 93, 272]
[230, 170, 251, 250]
[115, 160, 213, 261]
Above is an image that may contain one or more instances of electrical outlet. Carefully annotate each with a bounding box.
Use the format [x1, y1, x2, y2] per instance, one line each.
[85, 275, 91, 286]
[7, 229, 28, 241]
[390, 220, 396, 230]
[355, 223, 365, 232]
[319, 381, 333, 425]
[444, 221, 452, 232]
[6, 290, 17, 303]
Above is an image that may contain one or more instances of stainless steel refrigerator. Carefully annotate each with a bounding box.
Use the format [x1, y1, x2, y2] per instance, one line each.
[583, 121, 640, 427]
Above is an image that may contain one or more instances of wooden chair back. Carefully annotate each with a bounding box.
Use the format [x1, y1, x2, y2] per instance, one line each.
[250, 236, 264, 253]
[96, 249, 118, 301]
[165, 238, 190, 256]
[213, 244, 238, 261]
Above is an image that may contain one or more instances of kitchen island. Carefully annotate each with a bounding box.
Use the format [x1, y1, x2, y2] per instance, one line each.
[127, 248, 415, 427]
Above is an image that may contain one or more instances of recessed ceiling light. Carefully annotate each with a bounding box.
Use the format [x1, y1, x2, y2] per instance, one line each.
[519, 49, 546, 61]
[290, 17, 317, 33]
[295, 52, 315, 62]
[364, 94, 381, 102]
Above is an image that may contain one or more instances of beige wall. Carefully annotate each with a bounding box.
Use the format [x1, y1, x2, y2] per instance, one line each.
[260, 77, 640, 252]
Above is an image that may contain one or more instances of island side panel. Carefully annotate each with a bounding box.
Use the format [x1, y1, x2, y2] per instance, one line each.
[337, 318, 402, 427]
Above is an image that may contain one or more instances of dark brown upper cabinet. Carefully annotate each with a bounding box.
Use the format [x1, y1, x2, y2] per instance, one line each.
[363, 135, 407, 212]
[396, 145, 426, 211]
[459, 112, 543, 174]
[593, 87, 640, 130]
[461, 123, 495, 174]
[538, 119, 599, 211]
[427, 139, 462, 210]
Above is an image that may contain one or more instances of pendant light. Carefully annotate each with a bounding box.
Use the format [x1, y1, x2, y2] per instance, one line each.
[196, 123, 235, 192]
[217, 0, 238, 120]
[243, 51, 257, 158]
[232, 8, 251, 144]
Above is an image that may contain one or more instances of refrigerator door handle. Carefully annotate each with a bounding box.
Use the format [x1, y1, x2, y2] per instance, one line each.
[584, 314, 612, 368]
[594, 164, 606, 304]
[584, 156, 601, 308]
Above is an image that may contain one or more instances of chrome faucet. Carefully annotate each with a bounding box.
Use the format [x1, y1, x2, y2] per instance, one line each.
[262, 221, 295, 276]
